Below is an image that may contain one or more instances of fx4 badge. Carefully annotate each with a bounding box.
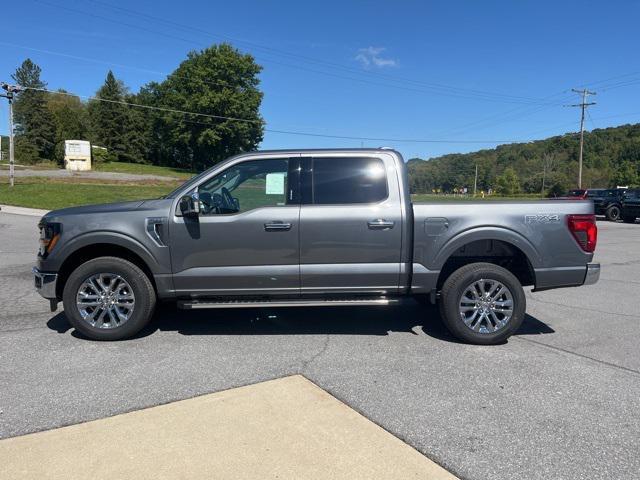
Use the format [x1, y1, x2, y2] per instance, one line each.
[525, 214, 560, 224]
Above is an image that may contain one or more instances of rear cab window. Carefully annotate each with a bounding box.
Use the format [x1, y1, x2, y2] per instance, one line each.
[626, 189, 640, 199]
[309, 157, 388, 205]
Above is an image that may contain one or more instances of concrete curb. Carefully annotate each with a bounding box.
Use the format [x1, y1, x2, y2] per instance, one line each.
[0, 205, 50, 217]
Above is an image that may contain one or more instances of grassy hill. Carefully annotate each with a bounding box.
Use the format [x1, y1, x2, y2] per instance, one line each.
[408, 123, 640, 195]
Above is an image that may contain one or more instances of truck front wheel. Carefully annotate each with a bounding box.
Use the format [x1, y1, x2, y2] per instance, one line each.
[62, 256, 156, 341]
[438, 262, 526, 345]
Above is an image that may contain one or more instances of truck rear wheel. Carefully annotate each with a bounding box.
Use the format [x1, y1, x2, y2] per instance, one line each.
[62, 256, 156, 341]
[605, 205, 621, 221]
[438, 262, 525, 345]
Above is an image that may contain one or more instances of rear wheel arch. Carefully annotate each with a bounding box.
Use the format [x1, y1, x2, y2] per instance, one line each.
[436, 238, 536, 290]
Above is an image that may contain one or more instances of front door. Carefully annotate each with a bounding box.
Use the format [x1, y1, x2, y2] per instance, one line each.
[299, 155, 403, 294]
[169, 157, 300, 297]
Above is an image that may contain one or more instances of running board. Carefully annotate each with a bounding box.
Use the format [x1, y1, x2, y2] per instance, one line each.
[178, 297, 401, 310]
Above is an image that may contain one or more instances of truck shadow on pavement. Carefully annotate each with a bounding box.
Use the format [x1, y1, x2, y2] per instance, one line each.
[46, 303, 554, 344]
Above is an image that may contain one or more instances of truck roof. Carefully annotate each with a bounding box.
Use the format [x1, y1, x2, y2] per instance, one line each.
[238, 147, 402, 155]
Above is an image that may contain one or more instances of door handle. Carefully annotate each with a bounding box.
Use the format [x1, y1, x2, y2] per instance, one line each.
[367, 219, 395, 230]
[264, 221, 292, 231]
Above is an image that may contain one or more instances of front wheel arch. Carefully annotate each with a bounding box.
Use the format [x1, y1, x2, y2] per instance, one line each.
[56, 244, 156, 299]
[62, 256, 157, 340]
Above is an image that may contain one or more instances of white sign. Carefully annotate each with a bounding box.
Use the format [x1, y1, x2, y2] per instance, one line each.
[265, 173, 286, 195]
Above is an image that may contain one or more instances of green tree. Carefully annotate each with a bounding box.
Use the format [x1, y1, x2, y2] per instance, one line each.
[407, 123, 640, 194]
[11, 59, 56, 163]
[495, 167, 521, 195]
[614, 160, 640, 187]
[119, 94, 153, 164]
[47, 90, 90, 165]
[146, 43, 264, 170]
[88, 71, 129, 162]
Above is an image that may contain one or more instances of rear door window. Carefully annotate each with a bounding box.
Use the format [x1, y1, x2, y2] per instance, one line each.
[311, 157, 388, 205]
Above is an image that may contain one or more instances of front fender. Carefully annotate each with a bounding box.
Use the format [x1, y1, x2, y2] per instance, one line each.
[44, 230, 166, 274]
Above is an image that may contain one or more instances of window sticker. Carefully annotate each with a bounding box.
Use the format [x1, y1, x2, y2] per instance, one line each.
[265, 173, 286, 195]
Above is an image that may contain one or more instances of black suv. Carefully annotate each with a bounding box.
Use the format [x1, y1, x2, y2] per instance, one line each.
[587, 188, 627, 221]
[622, 189, 640, 224]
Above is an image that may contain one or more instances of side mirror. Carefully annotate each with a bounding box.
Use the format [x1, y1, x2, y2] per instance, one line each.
[179, 195, 200, 217]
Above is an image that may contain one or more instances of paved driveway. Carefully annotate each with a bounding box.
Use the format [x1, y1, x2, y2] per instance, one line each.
[0, 168, 180, 182]
[0, 213, 638, 480]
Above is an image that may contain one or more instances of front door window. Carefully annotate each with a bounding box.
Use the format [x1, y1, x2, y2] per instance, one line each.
[197, 159, 290, 215]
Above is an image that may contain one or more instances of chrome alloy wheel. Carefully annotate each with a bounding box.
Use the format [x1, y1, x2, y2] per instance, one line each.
[76, 273, 135, 329]
[458, 279, 514, 334]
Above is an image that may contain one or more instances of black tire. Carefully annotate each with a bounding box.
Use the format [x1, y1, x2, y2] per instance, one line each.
[438, 262, 526, 345]
[622, 215, 636, 224]
[62, 256, 156, 340]
[605, 205, 621, 222]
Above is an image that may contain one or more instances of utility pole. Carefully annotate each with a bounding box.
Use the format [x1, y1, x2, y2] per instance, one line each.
[473, 163, 478, 196]
[567, 88, 596, 189]
[1, 83, 21, 188]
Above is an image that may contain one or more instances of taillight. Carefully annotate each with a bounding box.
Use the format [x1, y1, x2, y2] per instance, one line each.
[567, 214, 597, 253]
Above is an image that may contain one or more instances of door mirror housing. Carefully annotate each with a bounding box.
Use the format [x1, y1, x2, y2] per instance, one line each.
[179, 195, 200, 217]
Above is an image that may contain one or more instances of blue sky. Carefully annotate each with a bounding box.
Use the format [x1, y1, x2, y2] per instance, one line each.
[1, 0, 639, 160]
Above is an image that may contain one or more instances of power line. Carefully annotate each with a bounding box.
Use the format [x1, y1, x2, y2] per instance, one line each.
[11, 40, 638, 143]
[30, 0, 557, 106]
[586, 109, 597, 130]
[84, 0, 553, 104]
[434, 90, 575, 137]
[2, 40, 558, 111]
[27, 86, 263, 124]
[435, 68, 640, 138]
[17, 85, 527, 144]
[582, 71, 640, 89]
[600, 77, 640, 92]
[0, 41, 261, 95]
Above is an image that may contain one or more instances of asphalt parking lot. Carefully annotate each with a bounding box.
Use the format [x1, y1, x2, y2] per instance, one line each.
[1, 212, 638, 480]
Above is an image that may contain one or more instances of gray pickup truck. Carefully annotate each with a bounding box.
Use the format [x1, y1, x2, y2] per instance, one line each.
[33, 149, 600, 344]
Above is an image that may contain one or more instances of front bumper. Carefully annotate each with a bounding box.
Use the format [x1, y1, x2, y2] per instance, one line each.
[584, 262, 600, 285]
[33, 267, 58, 300]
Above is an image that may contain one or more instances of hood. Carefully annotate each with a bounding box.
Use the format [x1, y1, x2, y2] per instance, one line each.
[43, 200, 147, 221]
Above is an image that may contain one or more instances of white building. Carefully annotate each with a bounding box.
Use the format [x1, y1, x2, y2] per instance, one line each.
[64, 140, 92, 171]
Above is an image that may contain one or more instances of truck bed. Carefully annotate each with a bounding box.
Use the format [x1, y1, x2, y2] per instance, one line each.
[410, 200, 595, 293]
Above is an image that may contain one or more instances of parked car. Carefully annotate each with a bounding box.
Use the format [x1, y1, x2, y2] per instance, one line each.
[551, 188, 625, 221]
[588, 188, 627, 221]
[621, 188, 640, 223]
[33, 149, 600, 345]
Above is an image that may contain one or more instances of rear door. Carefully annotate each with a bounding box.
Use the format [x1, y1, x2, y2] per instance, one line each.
[299, 154, 403, 294]
[624, 189, 640, 216]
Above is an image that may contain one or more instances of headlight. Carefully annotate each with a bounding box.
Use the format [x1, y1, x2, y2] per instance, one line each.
[39, 222, 61, 257]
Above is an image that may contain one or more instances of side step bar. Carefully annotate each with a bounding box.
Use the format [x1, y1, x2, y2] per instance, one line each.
[178, 297, 402, 310]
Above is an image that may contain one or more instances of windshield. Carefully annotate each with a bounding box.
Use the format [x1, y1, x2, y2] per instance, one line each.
[164, 164, 221, 199]
[567, 189, 586, 197]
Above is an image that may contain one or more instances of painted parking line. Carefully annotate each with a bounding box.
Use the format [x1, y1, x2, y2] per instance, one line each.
[0, 375, 457, 480]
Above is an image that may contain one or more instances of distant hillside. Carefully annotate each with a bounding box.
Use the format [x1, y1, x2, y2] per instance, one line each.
[408, 123, 640, 195]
